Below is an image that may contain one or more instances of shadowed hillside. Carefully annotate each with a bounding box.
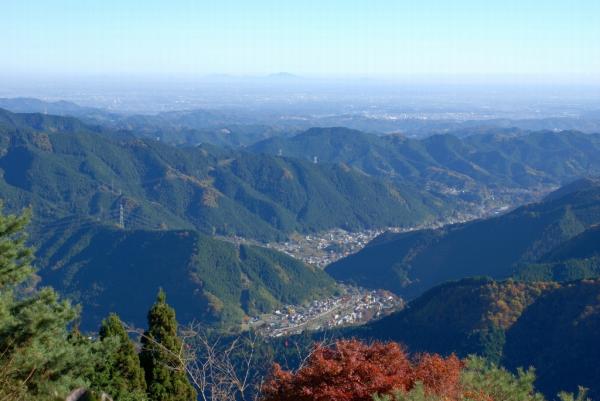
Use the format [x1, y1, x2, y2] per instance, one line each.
[327, 178, 600, 298]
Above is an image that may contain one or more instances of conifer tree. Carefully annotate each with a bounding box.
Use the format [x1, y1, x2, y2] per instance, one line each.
[0, 206, 98, 400]
[92, 313, 147, 401]
[140, 289, 197, 401]
[0, 207, 33, 287]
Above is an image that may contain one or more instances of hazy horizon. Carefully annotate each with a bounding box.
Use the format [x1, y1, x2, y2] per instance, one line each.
[3, 1, 600, 78]
[2, 1, 600, 115]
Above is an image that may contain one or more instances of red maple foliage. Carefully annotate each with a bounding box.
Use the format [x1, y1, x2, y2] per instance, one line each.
[260, 339, 464, 401]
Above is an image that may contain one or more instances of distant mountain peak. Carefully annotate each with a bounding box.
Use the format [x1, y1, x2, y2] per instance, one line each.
[266, 72, 301, 80]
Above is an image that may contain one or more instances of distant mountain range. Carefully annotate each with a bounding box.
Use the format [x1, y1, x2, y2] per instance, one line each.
[0, 97, 115, 121]
[2, 97, 600, 146]
[327, 178, 600, 297]
[0, 97, 294, 147]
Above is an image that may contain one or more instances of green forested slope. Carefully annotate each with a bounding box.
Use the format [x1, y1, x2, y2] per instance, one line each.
[0, 109, 443, 241]
[35, 221, 337, 331]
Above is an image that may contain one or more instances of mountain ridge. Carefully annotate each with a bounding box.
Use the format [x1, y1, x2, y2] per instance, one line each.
[0, 108, 444, 241]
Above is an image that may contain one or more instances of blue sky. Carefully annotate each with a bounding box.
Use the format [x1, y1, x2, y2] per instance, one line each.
[2, 0, 600, 78]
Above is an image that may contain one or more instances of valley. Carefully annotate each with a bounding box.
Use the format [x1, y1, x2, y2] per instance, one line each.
[218, 187, 549, 268]
[2, 105, 600, 400]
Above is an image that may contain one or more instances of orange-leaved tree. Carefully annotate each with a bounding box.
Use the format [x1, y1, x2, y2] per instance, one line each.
[260, 339, 464, 401]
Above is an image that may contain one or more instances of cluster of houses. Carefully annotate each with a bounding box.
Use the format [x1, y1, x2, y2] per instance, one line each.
[249, 286, 404, 337]
[265, 228, 402, 268]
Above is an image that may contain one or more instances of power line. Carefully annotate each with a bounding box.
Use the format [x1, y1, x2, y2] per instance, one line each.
[119, 203, 125, 229]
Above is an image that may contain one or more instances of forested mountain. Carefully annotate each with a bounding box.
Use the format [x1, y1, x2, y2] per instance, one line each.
[350, 278, 600, 399]
[327, 178, 600, 297]
[0, 108, 444, 241]
[4, 109, 600, 241]
[34, 220, 337, 331]
[251, 127, 600, 196]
